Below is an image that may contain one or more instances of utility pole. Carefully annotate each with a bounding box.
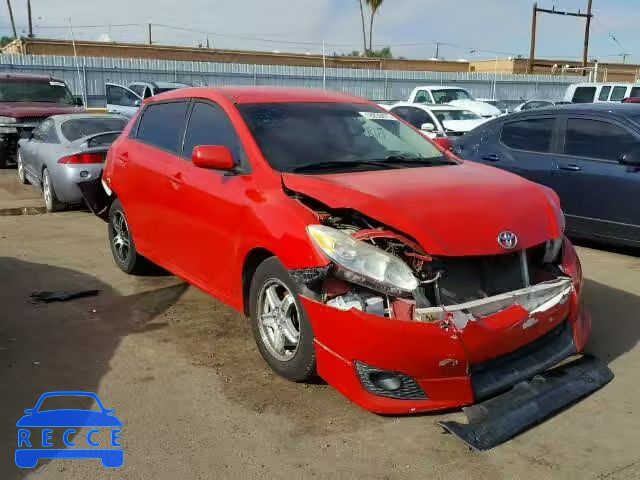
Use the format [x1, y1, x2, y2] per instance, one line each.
[528, 3, 538, 74]
[147, 23, 152, 45]
[5, 0, 17, 38]
[528, 2, 594, 74]
[583, 0, 593, 75]
[435, 42, 440, 60]
[27, 0, 32, 37]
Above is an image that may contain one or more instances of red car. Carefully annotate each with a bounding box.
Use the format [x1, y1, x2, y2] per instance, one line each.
[101, 87, 610, 448]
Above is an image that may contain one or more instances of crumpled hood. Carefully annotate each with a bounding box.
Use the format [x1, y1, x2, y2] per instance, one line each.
[442, 118, 488, 133]
[0, 102, 83, 119]
[448, 99, 501, 117]
[283, 161, 563, 256]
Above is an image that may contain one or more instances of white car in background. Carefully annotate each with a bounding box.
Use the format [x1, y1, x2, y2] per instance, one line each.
[407, 86, 502, 118]
[388, 102, 489, 139]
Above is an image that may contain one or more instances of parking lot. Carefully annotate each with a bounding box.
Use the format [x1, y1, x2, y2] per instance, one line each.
[1, 167, 639, 479]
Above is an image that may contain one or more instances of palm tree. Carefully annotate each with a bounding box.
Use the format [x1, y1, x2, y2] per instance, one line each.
[358, 0, 368, 55]
[366, 0, 384, 54]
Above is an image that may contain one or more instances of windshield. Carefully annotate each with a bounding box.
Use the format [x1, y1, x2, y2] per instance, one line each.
[0, 80, 75, 104]
[61, 117, 127, 142]
[431, 89, 473, 104]
[238, 103, 447, 173]
[433, 110, 481, 121]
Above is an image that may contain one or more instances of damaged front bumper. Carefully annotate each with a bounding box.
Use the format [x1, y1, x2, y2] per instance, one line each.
[301, 273, 593, 415]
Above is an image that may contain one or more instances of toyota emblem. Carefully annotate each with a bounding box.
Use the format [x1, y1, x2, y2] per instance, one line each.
[497, 231, 518, 250]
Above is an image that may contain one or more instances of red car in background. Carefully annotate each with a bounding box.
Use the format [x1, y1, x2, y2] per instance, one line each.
[0, 73, 83, 167]
[101, 87, 611, 450]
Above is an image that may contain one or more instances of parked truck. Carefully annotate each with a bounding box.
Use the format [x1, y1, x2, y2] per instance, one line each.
[0, 73, 83, 168]
[407, 86, 502, 119]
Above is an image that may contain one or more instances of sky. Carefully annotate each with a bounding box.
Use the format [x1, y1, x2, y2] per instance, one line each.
[1, 0, 638, 63]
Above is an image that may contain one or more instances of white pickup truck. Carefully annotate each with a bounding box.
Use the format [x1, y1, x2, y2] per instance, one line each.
[407, 86, 501, 118]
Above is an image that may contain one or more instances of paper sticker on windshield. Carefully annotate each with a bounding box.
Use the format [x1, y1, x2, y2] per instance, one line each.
[359, 111, 397, 121]
[49, 81, 66, 87]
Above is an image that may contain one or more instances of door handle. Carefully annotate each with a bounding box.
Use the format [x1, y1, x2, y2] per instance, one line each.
[558, 164, 581, 172]
[481, 154, 500, 162]
[169, 172, 184, 189]
[116, 152, 129, 165]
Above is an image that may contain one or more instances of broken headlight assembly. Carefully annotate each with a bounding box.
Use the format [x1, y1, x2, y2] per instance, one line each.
[307, 225, 419, 296]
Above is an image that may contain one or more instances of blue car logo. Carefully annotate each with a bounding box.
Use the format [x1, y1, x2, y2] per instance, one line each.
[16, 391, 123, 468]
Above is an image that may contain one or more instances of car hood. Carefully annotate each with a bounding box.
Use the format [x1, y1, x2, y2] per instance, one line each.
[447, 100, 501, 117]
[16, 410, 123, 427]
[282, 161, 563, 256]
[441, 118, 488, 133]
[0, 102, 83, 118]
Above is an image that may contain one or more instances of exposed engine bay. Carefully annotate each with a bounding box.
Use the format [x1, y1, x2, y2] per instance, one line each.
[289, 190, 570, 323]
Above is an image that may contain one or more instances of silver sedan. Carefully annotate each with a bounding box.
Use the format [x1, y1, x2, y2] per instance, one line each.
[17, 113, 127, 212]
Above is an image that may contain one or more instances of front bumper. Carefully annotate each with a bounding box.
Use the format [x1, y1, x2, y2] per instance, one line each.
[302, 282, 591, 415]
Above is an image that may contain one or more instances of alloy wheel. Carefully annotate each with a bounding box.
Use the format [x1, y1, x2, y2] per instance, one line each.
[257, 279, 301, 362]
[111, 211, 132, 264]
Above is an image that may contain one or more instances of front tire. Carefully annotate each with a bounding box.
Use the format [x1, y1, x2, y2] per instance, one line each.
[108, 199, 152, 275]
[249, 257, 316, 381]
[17, 150, 28, 184]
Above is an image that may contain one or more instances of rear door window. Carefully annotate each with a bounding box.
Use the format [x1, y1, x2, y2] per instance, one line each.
[500, 118, 555, 153]
[136, 101, 189, 154]
[182, 101, 241, 160]
[630, 87, 640, 98]
[572, 87, 596, 103]
[564, 118, 637, 161]
[598, 86, 612, 101]
[610, 86, 627, 102]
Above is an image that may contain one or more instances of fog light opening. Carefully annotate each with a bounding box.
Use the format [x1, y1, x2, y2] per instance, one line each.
[369, 371, 402, 391]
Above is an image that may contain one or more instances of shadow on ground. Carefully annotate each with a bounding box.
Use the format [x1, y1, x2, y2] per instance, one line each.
[583, 278, 640, 363]
[0, 257, 187, 479]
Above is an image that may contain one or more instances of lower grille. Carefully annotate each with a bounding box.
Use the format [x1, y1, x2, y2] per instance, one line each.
[470, 320, 576, 400]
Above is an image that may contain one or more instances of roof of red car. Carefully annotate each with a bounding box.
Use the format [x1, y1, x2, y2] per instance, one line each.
[151, 86, 370, 105]
[0, 72, 63, 82]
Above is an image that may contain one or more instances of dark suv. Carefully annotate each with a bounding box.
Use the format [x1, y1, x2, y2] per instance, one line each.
[0, 73, 83, 167]
[454, 103, 640, 247]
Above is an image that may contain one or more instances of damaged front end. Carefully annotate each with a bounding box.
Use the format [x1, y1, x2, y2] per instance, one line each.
[290, 190, 575, 332]
[288, 190, 611, 449]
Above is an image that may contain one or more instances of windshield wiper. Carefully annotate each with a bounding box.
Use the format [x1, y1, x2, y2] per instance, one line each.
[291, 160, 404, 173]
[373, 154, 456, 166]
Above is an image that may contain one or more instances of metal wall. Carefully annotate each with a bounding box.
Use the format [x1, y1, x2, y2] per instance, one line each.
[0, 54, 578, 107]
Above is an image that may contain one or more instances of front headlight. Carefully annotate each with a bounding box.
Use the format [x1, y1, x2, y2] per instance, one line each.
[307, 225, 418, 294]
[0, 116, 17, 134]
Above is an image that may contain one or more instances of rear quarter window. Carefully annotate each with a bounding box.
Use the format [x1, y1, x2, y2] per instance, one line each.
[136, 101, 189, 153]
[610, 86, 628, 102]
[572, 87, 596, 104]
[500, 118, 555, 153]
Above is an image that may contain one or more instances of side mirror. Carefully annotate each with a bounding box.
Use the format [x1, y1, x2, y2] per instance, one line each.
[620, 149, 640, 166]
[192, 145, 235, 171]
[421, 123, 435, 132]
[134, 100, 141, 107]
[74, 97, 84, 106]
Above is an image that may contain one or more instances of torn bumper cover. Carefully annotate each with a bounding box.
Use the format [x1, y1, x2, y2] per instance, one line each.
[301, 272, 596, 415]
[440, 355, 613, 451]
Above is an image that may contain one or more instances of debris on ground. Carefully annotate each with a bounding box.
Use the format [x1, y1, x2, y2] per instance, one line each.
[30, 289, 100, 303]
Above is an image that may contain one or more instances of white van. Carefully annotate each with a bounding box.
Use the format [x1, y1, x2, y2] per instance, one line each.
[563, 83, 640, 104]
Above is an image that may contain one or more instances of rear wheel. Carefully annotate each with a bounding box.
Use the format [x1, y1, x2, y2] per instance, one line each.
[42, 168, 64, 212]
[249, 257, 316, 381]
[17, 150, 28, 184]
[108, 199, 153, 275]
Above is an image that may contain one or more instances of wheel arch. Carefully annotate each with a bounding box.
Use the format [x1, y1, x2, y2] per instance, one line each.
[242, 247, 276, 316]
